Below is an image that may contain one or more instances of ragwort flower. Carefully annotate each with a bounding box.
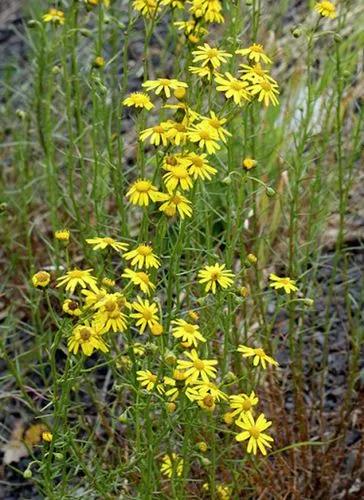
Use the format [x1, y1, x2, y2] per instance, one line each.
[160, 453, 183, 478]
[269, 274, 298, 294]
[123, 92, 154, 110]
[142, 78, 188, 99]
[192, 43, 232, 69]
[314, 1, 337, 18]
[68, 322, 108, 356]
[86, 237, 128, 252]
[123, 244, 160, 269]
[121, 268, 156, 295]
[177, 349, 217, 384]
[130, 296, 159, 333]
[237, 345, 278, 369]
[172, 319, 206, 347]
[229, 391, 259, 418]
[57, 269, 99, 294]
[32, 271, 51, 288]
[126, 179, 160, 206]
[198, 263, 234, 294]
[42, 8, 65, 25]
[235, 412, 273, 455]
[236, 44, 272, 64]
[215, 73, 250, 105]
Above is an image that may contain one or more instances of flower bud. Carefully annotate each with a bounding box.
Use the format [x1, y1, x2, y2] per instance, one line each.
[23, 468, 32, 479]
[166, 402, 176, 413]
[197, 441, 208, 452]
[118, 411, 128, 424]
[265, 187, 275, 197]
[239, 286, 249, 297]
[303, 298, 314, 307]
[223, 412, 234, 425]
[150, 322, 163, 336]
[291, 25, 302, 38]
[247, 253, 257, 265]
[54, 452, 64, 460]
[200, 456, 211, 466]
[164, 350, 177, 365]
[93, 56, 105, 68]
[174, 87, 186, 100]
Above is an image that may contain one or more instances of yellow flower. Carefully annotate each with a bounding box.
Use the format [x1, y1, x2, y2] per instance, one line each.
[172, 319, 206, 347]
[269, 274, 298, 294]
[188, 123, 221, 154]
[68, 322, 108, 356]
[174, 20, 208, 40]
[157, 191, 193, 219]
[139, 122, 171, 146]
[93, 56, 105, 68]
[314, 1, 337, 18]
[237, 345, 279, 369]
[123, 92, 154, 110]
[81, 287, 108, 309]
[198, 263, 234, 294]
[188, 65, 213, 80]
[42, 8, 65, 25]
[123, 244, 160, 269]
[54, 229, 70, 241]
[249, 79, 279, 107]
[200, 111, 231, 142]
[86, 236, 129, 252]
[236, 44, 272, 64]
[160, 453, 183, 478]
[229, 391, 259, 418]
[177, 349, 217, 384]
[192, 43, 231, 69]
[130, 296, 159, 333]
[42, 432, 53, 442]
[121, 268, 156, 295]
[126, 179, 160, 206]
[186, 152, 217, 180]
[137, 370, 159, 391]
[133, 0, 160, 17]
[132, 342, 146, 356]
[215, 73, 251, 106]
[142, 78, 188, 99]
[56, 269, 99, 294]
[62, 299, 82, 316]
[93, 294, 129, 333]
[163, 164, 193, 192]
[239, 63, 276, 84]
[32, 271, 51, 288]
[187, 381, 227, 401]
[165, 121, 189, 146]
[235, 412, 273, 455]
[190, 0, 224, 24]
[242, 157, 256, 170]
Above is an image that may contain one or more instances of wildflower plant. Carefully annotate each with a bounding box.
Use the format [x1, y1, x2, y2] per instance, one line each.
[3, 0, 363, 498]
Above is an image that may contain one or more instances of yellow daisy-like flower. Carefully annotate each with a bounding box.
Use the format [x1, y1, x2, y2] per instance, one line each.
[56, 269, 99, 294]
[161, 0, 184, 9]
[157, 191, 193, 219]
[123, 92, 154, 110]
[32, 271, 51, 288]
[62, 299, 82, 317]
[188, 123, 221, 154]
[239, 63, 276, 84]
[139, 122, 171, 146]
[192, 43, 232, 69]
[126, 179, 160, 206]
[142, 78, 188, 99]
[249, 79, 279, 107]
[163, 164, 193, 192]
[177, 349, 218, 384]
[201, 111, 232, 143]
[235, 412, 273, 456]
[190, 0, 224, 24]
[130, 296, 159, 333]
[165, 121, 189, 146]
[186, 152, 217, 180]
[68, 322, 108, 356]
[54, 229, 70, 241]
[121, 268, 156, 295]
[242, 157, 257, 170]
[237, 345, 279, 369]
[215, 73, 251, 106]
[160, 453, 183, 478]
[42, 8, 65, 25]
[236, 44, 272, 64]
[188, 65, 213, 80]
[269, 274, 298, 294]
[198, 263, 234, 294]
[186, 381, 227, 402]
[137, 370, 159, 391]
[123, 244, 160, 269]
[86, 237, 129, 252]
[229, 391, 259, 418]
[314, 1, 337, 18]
[93, 293, 129, 333]
[172, 319, 206, 347]
[133, 0, 160, 18]
[81, 287, 108, 309]
[42, 431, 53, 442]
